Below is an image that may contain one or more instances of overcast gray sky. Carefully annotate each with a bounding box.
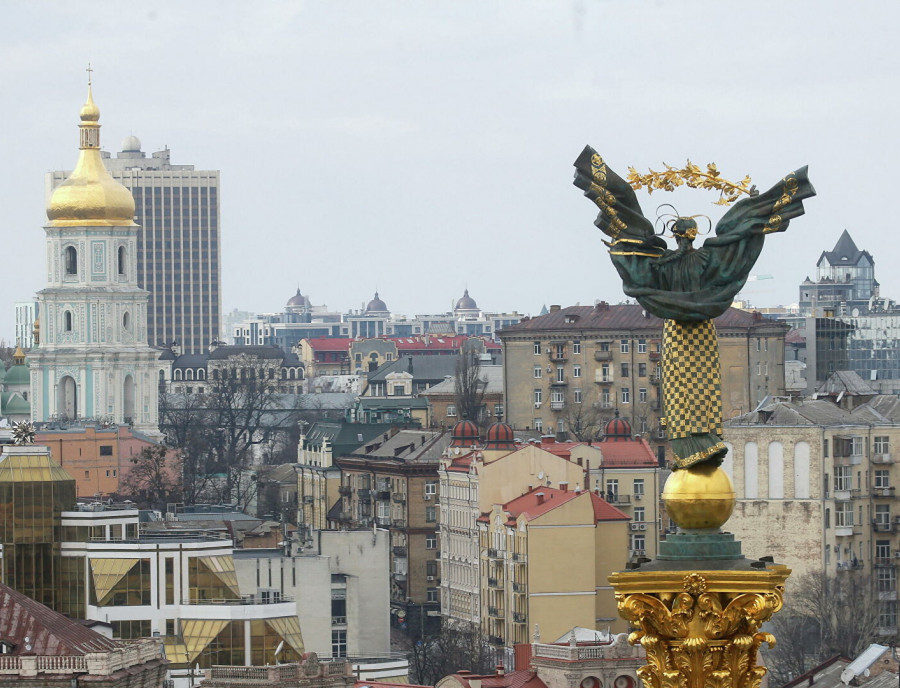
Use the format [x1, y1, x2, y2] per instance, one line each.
[2, 1, 898, 342]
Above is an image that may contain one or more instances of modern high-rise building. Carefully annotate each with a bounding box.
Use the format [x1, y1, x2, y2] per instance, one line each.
[48, 135, 221, 353]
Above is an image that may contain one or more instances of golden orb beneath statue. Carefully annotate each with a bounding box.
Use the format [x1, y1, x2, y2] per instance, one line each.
[662, 463, 735, 530]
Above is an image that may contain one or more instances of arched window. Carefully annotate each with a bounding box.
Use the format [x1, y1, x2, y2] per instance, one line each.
[174, 369, 183, 381]
[281, 369, 287, 380]
[65, 246, 77, 275]
[213, 369, 219, 380]
[123, 311, 130, 330]
[289, 369, 296, 380]
[117, 246, 126, 275]
[198, 369, 205, 380]
[268, 369, 274, 380]
[64, 310, 73, 332]
[186, 369, 194, 381]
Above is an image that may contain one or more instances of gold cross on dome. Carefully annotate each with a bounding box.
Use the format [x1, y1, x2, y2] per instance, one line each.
[86, 62, 93, 86]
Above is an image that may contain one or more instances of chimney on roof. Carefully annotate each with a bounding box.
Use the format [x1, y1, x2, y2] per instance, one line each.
[550, 305, 561, 313]
[496, 665, 505, 676]
[471, 679, 482, 688]
[536, 492, 545, 505]
[560, 481, 568, 492]
[595, 301, 610, 311]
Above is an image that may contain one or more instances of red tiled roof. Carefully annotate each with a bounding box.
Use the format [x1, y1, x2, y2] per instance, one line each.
[451, 670, 545, 688]
[499, 304, 776, 335]
[355, 682, 432, 688]
[479, 486, 629, 525]
[596, 437, 658, 467]
[304, 337, 352, 352]
[0, 582, 122, 655]
[445, 451, 479, 472]
[589, 492, 630, 521]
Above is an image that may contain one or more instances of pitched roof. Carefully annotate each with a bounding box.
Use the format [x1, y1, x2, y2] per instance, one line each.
[368, 354, 459, 382]
[481, 486, 628, 525]
[448, 670, 545, 688]
[820, 229, 873, 268]
[421, 365, 504, 396]
[303, 338, 353, 352]
[596, 438, 659, 467]
[0, 582, 122, 655]
[816, 370, 877, 396]
[498, 304, 773, 335]
[349, 429, 450, 463]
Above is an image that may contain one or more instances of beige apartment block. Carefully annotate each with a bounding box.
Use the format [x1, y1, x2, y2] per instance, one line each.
[478, 486, 630, 651]
[723, 373, 900, 635]
[439, 431, 588, 631]
[499, 303, 787, 462]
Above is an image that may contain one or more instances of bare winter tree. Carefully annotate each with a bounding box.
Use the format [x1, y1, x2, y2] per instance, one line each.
[766, 571, 889, 685]
[0, 339, 17, 366]
[454, 352, 486, 426]
[159, 358, 300, 506]
[117, 444, 182, 510]
[406, 621, 495, 685]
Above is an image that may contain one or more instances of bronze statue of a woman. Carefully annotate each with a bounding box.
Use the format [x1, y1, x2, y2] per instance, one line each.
[574, 147, 815, 469]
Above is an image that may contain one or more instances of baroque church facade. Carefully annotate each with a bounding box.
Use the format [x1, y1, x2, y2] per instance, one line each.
[28, 86, 161, 433]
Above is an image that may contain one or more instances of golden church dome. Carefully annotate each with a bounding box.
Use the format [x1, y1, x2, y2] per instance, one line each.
[47, 86, 136, 227]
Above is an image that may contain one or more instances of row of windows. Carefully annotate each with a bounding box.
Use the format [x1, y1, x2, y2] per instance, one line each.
[533, 338, 653, 355]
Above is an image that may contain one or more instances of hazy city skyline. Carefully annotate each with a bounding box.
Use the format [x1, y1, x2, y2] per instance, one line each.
[2, 1, 898, 342]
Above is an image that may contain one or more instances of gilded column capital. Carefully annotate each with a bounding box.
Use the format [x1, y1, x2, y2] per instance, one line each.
[610, 566, 789, 688]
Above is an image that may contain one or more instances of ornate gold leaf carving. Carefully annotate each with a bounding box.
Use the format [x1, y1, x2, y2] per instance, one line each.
[626, 162, 753, 206]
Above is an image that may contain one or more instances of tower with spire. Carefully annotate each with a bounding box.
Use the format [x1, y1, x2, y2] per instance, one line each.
[28, 81, 162, 433]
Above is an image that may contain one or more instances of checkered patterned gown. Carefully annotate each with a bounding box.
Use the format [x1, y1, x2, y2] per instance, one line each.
[662, 319, 725, 468]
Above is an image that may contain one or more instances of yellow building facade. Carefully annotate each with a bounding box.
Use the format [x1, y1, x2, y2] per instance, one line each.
[478, 486, 629, 649]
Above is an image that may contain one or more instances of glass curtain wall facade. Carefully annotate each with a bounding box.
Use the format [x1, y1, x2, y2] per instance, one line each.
[0, 447, 76, 614]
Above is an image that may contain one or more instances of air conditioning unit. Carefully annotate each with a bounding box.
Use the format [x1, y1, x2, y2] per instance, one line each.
[425, 494, 433, 500]
[630, 523, 640, 531]
[426, 576, 435, 581]
[634, 494, 642, 501]
[534, 402, 542, 409]
[639, 524, 647, 531]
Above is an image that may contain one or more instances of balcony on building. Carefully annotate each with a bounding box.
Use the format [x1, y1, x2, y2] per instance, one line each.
[486, 548, 504, 559]
[550, 378, 568, 386]
[874, 487, 897, 498]
[512, 611, 527, 624]
[548, 350, 567, 362]
[836, 560, 864, 571]
[875, 557, 898, 567]
[511, 582, 526, 593]
[608, 494, 630, 506]
[594, 350, 612, 362]
[872, 453, 895, 464]
[201, 657, 352, 687]
[511, 552, 526, 562]
[487, 577, 504, 589]
[393, 546, 407, 556]
[358, 489, 373, 502]
[487, 605, 504, 618]
[392, 493, 406, 503]
[488, 635, 505, 646]
[594, 370, 614, 384]
[338, 485, 352, 496]
[835, 523, 855, 537]
[833, 488, 855, 501]
[376, 490, 391, 501]
[550, 400, 565, 410]
[391, 518, 407, 528]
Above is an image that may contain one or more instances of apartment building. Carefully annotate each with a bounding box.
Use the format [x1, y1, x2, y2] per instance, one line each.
[723, 371, 900, 635]
[499, 303, 787, 462]
[334, 429, 450, 637]
[478, 485, 630, 652]
[438, 422, 587, 632]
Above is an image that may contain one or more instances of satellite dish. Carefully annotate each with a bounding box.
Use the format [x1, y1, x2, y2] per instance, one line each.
[274, 640, 285, 660]
[537, 471, 544, 480]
